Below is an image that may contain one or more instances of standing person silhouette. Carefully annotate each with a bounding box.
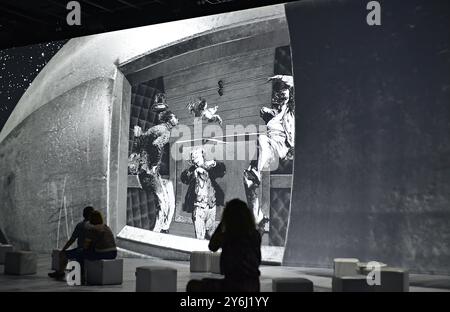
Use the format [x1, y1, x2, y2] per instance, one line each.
[186, 199, 261, 292]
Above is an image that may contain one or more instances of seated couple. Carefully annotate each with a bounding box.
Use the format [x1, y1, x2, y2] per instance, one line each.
[48, 206, 117, 280]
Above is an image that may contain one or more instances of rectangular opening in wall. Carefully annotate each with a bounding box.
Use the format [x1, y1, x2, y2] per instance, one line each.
[118, 10, 293, 262]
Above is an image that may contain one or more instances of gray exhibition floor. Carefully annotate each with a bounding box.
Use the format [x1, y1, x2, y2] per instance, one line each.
[0, 253, 449, 292]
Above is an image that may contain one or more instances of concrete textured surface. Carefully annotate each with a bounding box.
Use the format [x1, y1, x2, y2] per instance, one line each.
[284, 0, 450, 274]
[0, 78, 115, 252]
[0, 254, 448, 292]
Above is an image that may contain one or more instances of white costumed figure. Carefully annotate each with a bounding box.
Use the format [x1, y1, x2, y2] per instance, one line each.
[186, 97, 223, 125]
[243, 75, 295, 234]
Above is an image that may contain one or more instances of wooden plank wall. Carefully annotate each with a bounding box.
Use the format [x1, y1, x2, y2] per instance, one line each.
[164, 45, 276, 225]
[165, 47, 275, 128]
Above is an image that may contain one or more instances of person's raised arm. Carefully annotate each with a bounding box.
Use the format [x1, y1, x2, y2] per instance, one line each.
[133, 125, 143, 137]
[181, 166, 195, 184]
[267, 75, 294, 88]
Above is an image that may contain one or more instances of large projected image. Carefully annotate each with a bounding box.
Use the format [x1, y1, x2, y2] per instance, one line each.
[125, 20, 294, 247]
[0, 4, 294, 259]
[1, 0, 449, 283]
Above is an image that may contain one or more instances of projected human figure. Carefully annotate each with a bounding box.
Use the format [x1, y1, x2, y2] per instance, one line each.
[243, 75, 295, 234]
[181, 148, 226, 240]
[186, 97, 223, 124]
[130, 94, 179, 233]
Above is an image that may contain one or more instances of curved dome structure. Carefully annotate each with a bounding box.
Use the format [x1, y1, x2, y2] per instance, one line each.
[0, 5, 287, 252]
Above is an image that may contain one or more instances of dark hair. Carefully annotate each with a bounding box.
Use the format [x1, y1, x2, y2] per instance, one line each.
[83, 206, 94, 220]
[89, 210, 104, 225]
[221, 199, 255, 236]
[198, 98, 207, 110]
[159, 110, 176, 123]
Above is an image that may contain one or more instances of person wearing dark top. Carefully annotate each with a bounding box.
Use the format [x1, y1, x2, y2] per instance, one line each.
[83, 210, 117, 260]
[48, 206, 94, 279]
[186, 198, 262, 292]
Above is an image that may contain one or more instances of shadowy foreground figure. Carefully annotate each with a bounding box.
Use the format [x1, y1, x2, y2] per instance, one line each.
[186, 199, 262, 292]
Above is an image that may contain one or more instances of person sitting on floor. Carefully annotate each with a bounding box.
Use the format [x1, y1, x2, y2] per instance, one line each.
[186, 198, 262, 292]
[48, 206, 94, 279]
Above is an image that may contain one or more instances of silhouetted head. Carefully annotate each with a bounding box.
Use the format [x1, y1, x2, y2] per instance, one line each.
[221, 199, 255, 236]
[89, 210, 104, 225]
[83, 206, 94, 220]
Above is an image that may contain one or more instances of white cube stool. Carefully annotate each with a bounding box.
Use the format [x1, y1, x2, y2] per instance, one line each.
[273, 278, 314, 292]
[210, 252, 221, 274]
[0, 244, 13, 264]
[4, 251, 37, 275]
[135, 266, 177, 292]
[85, 259, 123, 285]
[190, 251, 211, 272]
[333, 258, 359, 277]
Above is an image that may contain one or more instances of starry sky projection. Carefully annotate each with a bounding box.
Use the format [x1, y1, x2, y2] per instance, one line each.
[0, 40, 68, 132]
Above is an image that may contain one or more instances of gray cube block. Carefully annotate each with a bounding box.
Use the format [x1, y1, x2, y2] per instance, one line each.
[51, 249, 63, 271]
[378, 267, 409, 292]
[135, 266, 177, 292]
[85, 259, 123, 285]
[4, 251, 37, 275]
[190, 251, 210, 272]
[332, 275, 376, 292]
[0, 244, 14, 264]
[273, 278, 314, 292]
[210, 252, 221, 274]
[333, 258, 359, 277]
